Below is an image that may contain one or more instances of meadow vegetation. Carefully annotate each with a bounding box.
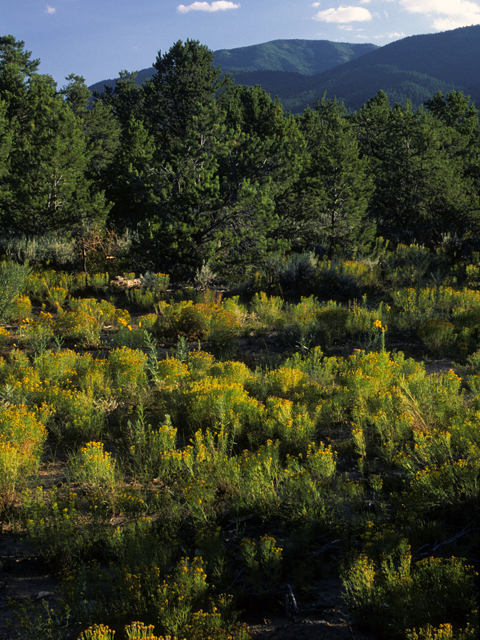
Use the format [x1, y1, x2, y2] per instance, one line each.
[0, 245, 478, 640]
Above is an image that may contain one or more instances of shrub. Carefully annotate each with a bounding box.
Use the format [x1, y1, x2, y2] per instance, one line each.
[0, 405, 47, 510]
[250, 292, 284, 329]
[8, 294, 32, 322]
[0, 261, 31, 322]
[69, 441, 118, 497]
[108, 347, 148, 399]
[343, 538, 478, 638]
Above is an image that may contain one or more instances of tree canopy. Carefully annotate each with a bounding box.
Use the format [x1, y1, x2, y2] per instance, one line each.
[1, 36, 480, 276]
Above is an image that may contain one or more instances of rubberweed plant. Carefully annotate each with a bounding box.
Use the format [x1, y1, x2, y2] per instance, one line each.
[19, 313, 55, 355]
[0, 260, 31, 322]
[250, 292, 285, 329]
[342, 537, 478, 638]
[0, 405, 47, 510]
[69, 441, 118, 501]
[46, 286, 68, 311]
[0, 325, 10, 347]
[240, 534, 283, 594]
[126, 406, 177, 482]
[154, 556, 209, 636]
[8, 293, 32, 322]
[108, 346, 148, 400]
[77, 625, 115, 640]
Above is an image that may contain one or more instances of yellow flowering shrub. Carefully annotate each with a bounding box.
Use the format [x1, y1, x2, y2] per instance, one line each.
[108, 346, 148, 398]
[70, 441, 117, 492]
[186, 350, 215, 380]
[0, 404, 47, 459]
[47, 286, 68, 310]
[56, 310, 101, 347]
[155, 357, 191, 390]
[8, 294, 32, 322]
[266, 366, 306, 400]
[0, 325, 10, 346]
[182, 378, 262, 437]
[250, 292, 284, 328]
[0, 405, 47, 509]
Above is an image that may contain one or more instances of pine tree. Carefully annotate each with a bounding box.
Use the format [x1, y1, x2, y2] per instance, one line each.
[0, 39, 110, 238]
[355, 92, 479, 246]
[135, 40, 301, 274]
[288, 96, 374, 255]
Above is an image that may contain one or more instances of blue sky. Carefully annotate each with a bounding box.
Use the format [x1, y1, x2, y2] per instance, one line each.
[2, 0, 480, 87]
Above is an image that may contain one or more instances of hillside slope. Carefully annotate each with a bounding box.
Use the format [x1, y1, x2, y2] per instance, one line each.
[213, 39, 378, 75]
[88, 39, 378, 96]
[276, 25, 480, 112]
[88, 26, 480, 114]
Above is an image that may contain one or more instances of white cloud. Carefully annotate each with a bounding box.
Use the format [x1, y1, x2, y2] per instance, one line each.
[360, 0, 371, 4]
[313, 5, 372, 22]
[371, 31, 405, 39]
[312, 2, 321, 6]
[45, 5, 56, 13]
[177, 1, 240, 13]
[400, 0, 480, 29]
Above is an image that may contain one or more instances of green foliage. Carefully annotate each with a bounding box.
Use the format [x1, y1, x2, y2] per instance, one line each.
[0, 260, 30, 322]
[2, 30, 480, 640]
[292, 96, 375, 255]
[343, 539, 478, 638]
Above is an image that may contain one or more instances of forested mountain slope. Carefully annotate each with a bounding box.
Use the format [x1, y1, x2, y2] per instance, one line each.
[87, 39, 378, 97]
[213, 39, 378, 75]
[276, 24, 480, 112]
[88, 26, 480, 114]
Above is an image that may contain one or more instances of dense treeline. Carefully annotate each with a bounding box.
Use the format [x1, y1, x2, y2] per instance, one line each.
[1, 35, 480, 279]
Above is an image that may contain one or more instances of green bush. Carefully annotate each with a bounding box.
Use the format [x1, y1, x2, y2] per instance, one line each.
[0, 261, 31, 322]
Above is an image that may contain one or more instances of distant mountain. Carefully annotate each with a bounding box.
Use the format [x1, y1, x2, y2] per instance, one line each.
[213, 40, 378, 75]
[275, 24, 480, 112]
[88, 39, 378, 96]
[88, 26, 480, 114]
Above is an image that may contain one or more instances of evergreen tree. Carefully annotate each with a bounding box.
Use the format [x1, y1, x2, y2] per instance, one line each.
[286, 96, 374, 255]
[0, 35, 40, 118]
[354, 92, 479, 246]
[0, 100, 12, 179]
[0, 39, 110, 238]
[133, 40, 303, 275]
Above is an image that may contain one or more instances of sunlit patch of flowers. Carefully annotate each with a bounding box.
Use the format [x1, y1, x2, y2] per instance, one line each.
[267, 367, 305, 400]
[8, 294, 32, 322]
[0, 404, 47, 459]
[78, 624, 116, 640]
[70, 441, 117, 493]
[56, 309, 102, 347]
[108, 346, 148, 399]
[0, 404, 47, 509]
[0, 325, 10, 346]
[181, 377, 262, 438]
[47, 286, 68, 310]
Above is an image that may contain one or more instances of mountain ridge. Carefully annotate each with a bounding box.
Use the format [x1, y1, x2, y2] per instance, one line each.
[87, 39, 379, 96]
[88, 26, 480, 113]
